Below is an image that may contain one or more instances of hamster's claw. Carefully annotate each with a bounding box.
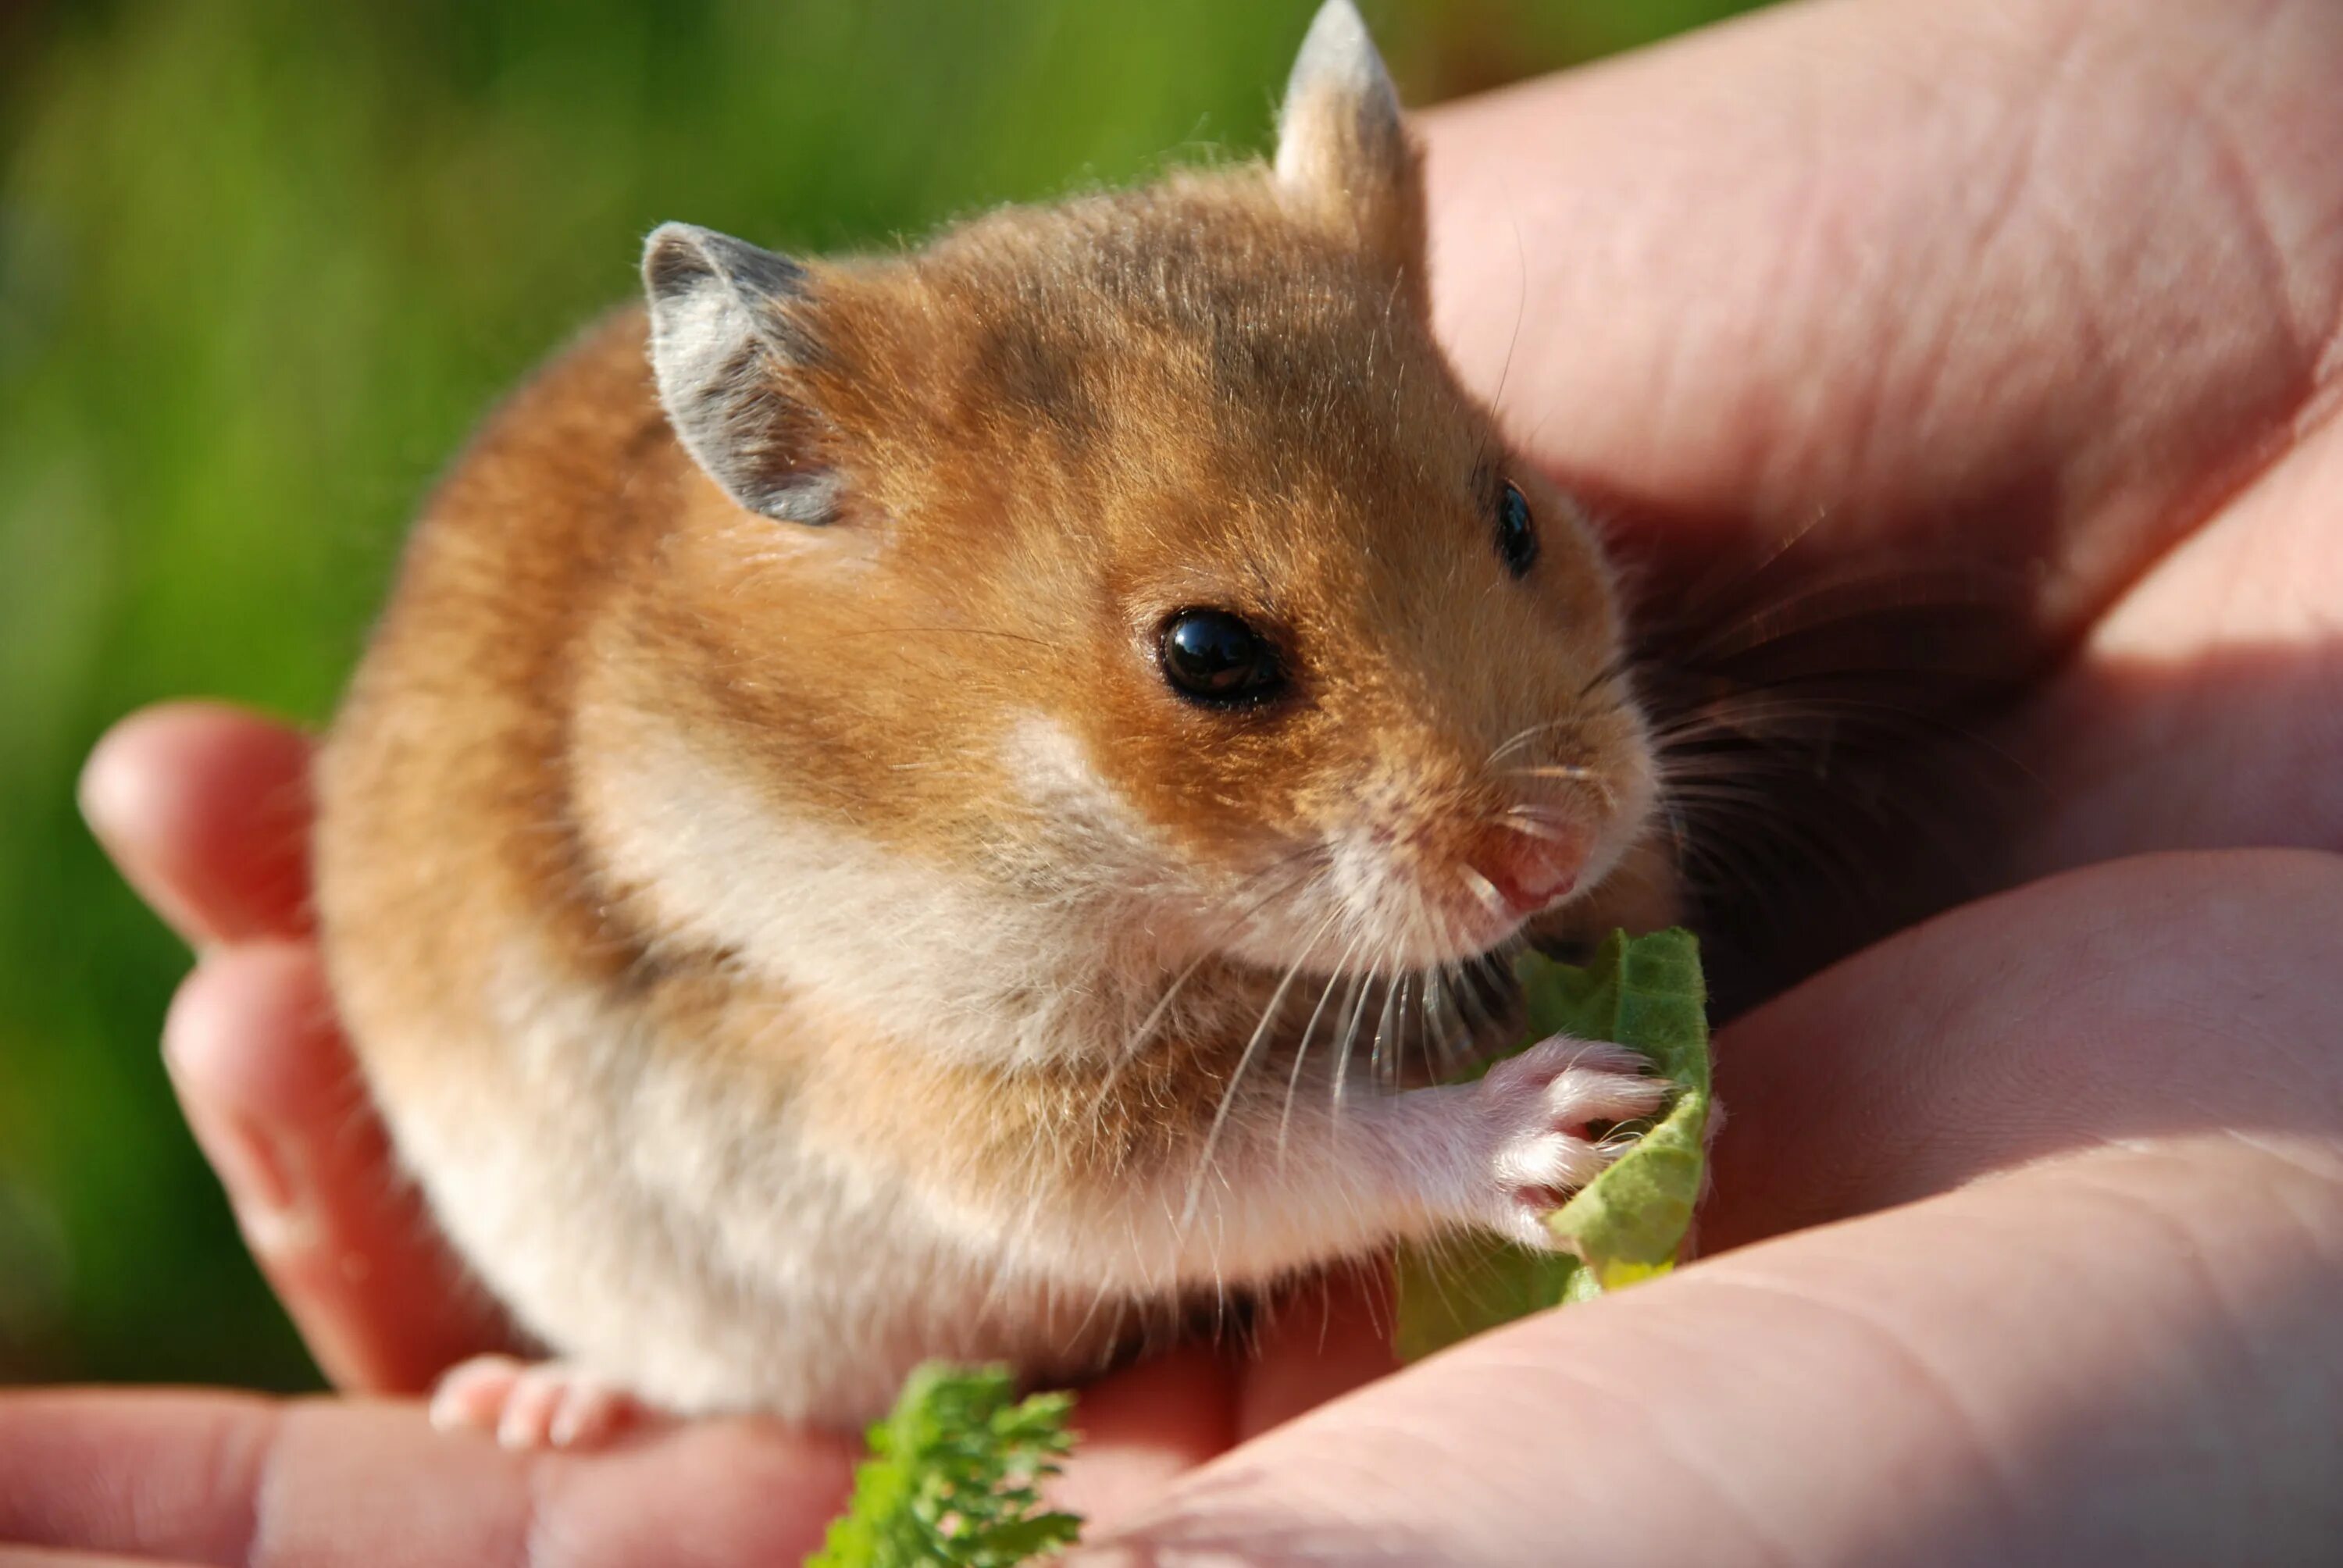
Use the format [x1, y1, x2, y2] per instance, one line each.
[430, 1352, 642, 1451]
[1477, 1036, 1670, 1246]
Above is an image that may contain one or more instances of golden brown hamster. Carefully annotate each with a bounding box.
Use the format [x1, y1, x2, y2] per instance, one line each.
[314, 0, 1674, 1445]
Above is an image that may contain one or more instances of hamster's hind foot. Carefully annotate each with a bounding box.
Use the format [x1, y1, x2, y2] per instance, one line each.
[429, 1352, 646, 1451]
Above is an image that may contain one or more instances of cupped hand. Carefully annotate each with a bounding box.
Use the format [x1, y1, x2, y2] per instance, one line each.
[16, 0, 2343, 1560]
[1090, 850, 2343, 1564]
[1092, 0, 2343, 1556]
[39, 723, 2343, 1564]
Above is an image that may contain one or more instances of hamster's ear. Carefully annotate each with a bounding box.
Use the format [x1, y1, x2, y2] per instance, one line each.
[643, 222, 838, 526]
[1274, 0, 1425, 288]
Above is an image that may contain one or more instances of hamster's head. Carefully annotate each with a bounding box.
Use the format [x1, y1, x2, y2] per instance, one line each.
[629, 1, 1657, 989]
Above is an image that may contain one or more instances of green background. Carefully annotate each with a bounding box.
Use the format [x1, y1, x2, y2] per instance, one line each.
[0, 0, 1768, 1391]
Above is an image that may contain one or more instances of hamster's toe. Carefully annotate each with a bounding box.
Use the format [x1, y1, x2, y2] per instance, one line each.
[430, 1353, 645, 1451]
[1478, 1036, 1670, 1245]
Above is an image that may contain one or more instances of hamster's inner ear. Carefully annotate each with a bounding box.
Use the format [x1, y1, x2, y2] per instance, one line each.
[642, 222, 839, 526]
[1273, 0, 1425, 294]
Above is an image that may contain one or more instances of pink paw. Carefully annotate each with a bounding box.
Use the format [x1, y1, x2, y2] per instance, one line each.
[1476, 1036, 1669, 1246]
[429, 1354, 642, 1451]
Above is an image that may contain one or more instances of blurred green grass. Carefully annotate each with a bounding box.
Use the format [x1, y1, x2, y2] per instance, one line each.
[0, 0, 1769, 1390]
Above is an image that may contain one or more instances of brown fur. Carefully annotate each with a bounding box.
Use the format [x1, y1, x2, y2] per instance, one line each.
[313, 2, 1671, 1425]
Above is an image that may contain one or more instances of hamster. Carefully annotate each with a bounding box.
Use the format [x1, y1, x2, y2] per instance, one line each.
[313, 0, 1677, 1444]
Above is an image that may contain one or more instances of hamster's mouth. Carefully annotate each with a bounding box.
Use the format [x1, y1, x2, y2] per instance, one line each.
[1206, 847, 1635, 1082]
[1438, 881, 1563, 963]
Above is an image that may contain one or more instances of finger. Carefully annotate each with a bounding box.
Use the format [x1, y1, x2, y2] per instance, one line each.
[0, 1392, 271, 1566]
[0, 1552, 214, 1567]
[163, 943, 515, 1392]
[1995, 412, 2343, 880]
[1054, 1344, 1236, 1531]
[0, 1391, 856, 1568]
[0, 1377, 1281, 1565]
[1699, 848, 2343, 1252]
[79, 704, 315, 946]
[1232, 1263, 1397, 1441]
[1418, 0, 2343, 642]
[1085, 1128, 2343, 1563]
[1058, 1261, 1406, 1527]
[1036, 1267, 1410, 1531]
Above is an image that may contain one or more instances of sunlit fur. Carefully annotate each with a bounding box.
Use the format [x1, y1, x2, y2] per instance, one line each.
[315, 0, 1670, 1427]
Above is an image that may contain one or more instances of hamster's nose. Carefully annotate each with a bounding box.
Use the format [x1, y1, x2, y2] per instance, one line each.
[1470, 825, 1585, 917]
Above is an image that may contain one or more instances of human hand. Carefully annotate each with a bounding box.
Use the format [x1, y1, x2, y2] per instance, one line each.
[16, 0, 2343, 1559]
[1085, 850, 2343, 1563]
[39, 768, 2343, 1566]
[1089, 0, 2343, 1556]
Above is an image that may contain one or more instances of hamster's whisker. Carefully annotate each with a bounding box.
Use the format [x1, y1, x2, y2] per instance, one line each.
[1181, 907, 1339, 1233]
[1278, 932, 1363, 1171]
[1653, 748, 1838, 781]
[1457, 864, 1510, 925]
[1425, 960, 1462, 1082]
[1387, 971, 1414, 1088]
[1503, 768, 1618, 812]
[1661, 790, 1872, 914]
[1472, 947, 1521, 1050]
[1474, 194, 1532, 463]
[1486, 718, 1573, 771]
[1574, 649, 1636, 704]
[1504, 763, 1597, 784]
[1491, 810, 1575, 846]
[1389, 967, 1418, 1082]
[1078, 846, 1328, 1133]
[1328, 960, 1381, 1115]
[1654, 781, 1780, 812]
[1641, 552, 2013, 672]
[1411, 970, 1438, 1082]
[1368, 959, 1410, 1086]
[1407, 968, 1443, 1085]
[1439, 961, 1480, 1074]
[1445, 956, 1491, 1050]
[1647, 688, 2010, 749]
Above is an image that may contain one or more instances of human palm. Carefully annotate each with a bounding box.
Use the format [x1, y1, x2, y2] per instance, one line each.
[15, 0, 2343, 1560]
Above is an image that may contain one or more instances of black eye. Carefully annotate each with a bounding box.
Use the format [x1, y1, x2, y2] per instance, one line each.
[1158, 609, 1285, 706]
[1495, 480, 1538, 578]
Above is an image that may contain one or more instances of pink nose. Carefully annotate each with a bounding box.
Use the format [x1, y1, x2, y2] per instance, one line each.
[1471, 828, 1585, 917]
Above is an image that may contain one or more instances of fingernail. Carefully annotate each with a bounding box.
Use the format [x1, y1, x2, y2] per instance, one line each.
[75, 727, 141, 845]
[78, 739, 215, 950]
[166, 1053, 303, 1226]
[202, 1111, 297, 1217]
[194, 1117, 324, 1260]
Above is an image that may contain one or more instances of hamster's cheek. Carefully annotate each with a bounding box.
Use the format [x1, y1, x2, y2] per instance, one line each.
[992, 711, 1214, 895]
[996, 713, 1143, 829]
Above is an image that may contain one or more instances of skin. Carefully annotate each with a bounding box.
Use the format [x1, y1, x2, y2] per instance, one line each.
[15, 0, 2343, 1559]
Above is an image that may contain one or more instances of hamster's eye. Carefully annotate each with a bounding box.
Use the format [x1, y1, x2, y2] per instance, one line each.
[1495, 480, 1539, 578]
[1158, 610, 1286, 707]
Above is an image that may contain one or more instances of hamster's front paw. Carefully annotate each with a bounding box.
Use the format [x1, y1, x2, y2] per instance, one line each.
[1475, 1037, 1669, 1247]
[430, 1353, 647, 1451]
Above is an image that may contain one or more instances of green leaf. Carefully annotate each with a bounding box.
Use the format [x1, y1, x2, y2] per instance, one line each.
[811, 1363, 1085, 1568]
[1393, 928, 1710, 1361]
